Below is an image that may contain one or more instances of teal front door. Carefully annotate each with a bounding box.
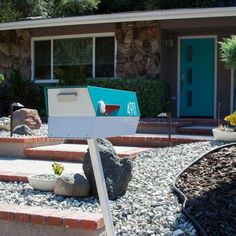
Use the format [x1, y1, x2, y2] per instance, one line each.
[180, 38, 215, 117]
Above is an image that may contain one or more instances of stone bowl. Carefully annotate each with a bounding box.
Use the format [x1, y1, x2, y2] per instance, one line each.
[28, 174, 56, 192]
[212, 128, 236, 142]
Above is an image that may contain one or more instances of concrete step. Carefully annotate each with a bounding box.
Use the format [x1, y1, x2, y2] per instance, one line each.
[176, 126, 215, 136]
[24, 144, 152, 162]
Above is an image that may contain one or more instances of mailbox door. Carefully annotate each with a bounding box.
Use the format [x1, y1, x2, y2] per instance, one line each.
[47, 87, 95, 117]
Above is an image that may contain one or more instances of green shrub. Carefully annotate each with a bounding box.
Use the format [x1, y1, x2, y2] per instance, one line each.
[219, 34, 236, 69]
[0, 74, 4, 85]
[0, 70, 46, 118]
[86, 78, 170, 117]
[0, 69, 170, 118]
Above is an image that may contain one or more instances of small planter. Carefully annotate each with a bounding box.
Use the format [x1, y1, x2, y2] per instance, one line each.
[28, 174, 57, 191]
[212, 128, 236, 142]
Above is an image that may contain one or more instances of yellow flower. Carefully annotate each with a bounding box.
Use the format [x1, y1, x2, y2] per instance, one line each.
[224, 111, 236, 126]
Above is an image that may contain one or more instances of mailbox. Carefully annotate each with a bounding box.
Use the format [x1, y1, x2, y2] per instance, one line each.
[45, 86, 140, 139]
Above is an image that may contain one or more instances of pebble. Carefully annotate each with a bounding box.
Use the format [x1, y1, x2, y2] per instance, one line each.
[173, 229, 185, 236]
[0, 126, 224, 235]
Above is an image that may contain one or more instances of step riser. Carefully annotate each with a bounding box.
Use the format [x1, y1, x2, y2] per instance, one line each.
[24, 149, 85, 162]
[0, 137, 63, 158]
[176, 128, 213, 136]
[0, 203, 104, 236]
[65, 137, 205, 148]
[0, 220, 105, 236]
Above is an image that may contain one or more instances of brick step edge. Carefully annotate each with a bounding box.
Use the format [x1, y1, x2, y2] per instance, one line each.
[0, 203, 104, 231]
[24, 149, 85, 162]
[176, 127, 213, 136]
[0, 173, 104, 231]
[23, 149, 139, 161]
[65, 136, 206, 147]
[0, 137, 63, 144]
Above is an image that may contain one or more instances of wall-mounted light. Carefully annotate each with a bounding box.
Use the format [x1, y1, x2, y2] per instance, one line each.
[10, 102, 24, 137]
[165, 37, 174, 48]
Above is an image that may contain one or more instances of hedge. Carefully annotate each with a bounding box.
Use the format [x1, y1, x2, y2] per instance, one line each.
[86, 78, 170, 118]
[0, 72, 170, 118]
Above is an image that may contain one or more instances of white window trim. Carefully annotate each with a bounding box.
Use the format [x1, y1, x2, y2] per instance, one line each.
[31, 32, 116, 83]
[230, 68, 235, 113]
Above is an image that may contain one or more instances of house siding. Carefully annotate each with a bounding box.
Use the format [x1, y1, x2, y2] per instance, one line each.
[30, 24, 115, 37]
[160, 17, 236, 117]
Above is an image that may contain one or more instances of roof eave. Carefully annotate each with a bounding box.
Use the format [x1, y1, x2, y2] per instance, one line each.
[0, 7, 236, 31]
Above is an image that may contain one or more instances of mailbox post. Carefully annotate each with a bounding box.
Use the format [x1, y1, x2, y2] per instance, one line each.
[46, 86, 140, 236]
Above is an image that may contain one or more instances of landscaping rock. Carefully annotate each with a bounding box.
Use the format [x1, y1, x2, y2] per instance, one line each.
[83, 138, 133, 200]
[12, 108, 42, 130]
[0, 117, 10, 131]
[173, 229, 185, 236]
[54, 173, 90, 197]
[13, 124, 33, 135]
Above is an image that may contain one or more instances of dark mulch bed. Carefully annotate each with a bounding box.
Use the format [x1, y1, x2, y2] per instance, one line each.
[176, 145, 236, 236]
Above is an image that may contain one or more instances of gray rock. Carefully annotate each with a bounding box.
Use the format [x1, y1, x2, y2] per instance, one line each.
[83, 138, 133, 200]
[173, 229, 185, 236]
[54, 173, 90, 197]
[13, 124, 33, 135]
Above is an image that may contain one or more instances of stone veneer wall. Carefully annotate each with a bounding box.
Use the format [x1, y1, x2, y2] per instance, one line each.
[0, 30, 31, 79]
[115, 21, 161, 79]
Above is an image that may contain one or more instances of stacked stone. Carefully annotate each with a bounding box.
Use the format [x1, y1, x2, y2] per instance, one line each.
[0, 30, 31, 79]
[116, 21, 160, 79]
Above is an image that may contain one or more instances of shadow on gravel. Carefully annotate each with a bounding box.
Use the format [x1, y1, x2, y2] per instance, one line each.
[185, 177, 236, 236]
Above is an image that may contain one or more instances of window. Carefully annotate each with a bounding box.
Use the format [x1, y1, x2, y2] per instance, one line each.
[32, 34, 115, 82]
[95, 37, 114, 77]
[34, 41, 51, 81]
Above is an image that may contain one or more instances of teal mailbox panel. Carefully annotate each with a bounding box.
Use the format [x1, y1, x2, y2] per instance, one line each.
[87, 86, 140, 117]
[46, 86, 140, 138]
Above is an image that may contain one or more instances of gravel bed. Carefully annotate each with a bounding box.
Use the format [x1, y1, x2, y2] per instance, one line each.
[176, 144, 236, 235]
[0, 124, 48, 137]
[0, 139, 224, 236]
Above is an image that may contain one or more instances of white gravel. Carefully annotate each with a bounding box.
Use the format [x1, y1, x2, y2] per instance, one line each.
[0, 124, 48, 137]
[0, 131, 224, 236]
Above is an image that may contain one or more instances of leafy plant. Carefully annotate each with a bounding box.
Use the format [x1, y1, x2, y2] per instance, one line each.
[0, 74, 5, 85]
[54, 66, 87, 86]
[219, 35, 236, 69]
[0, 0, 21, 23]
[52, 162, 64, 176]
[224, 111, 236, 131]
[0, 70, 46, 118]
[48, 0, 100, 17]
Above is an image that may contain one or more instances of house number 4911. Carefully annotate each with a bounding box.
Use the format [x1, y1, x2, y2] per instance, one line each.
[127, 102, 137, 116]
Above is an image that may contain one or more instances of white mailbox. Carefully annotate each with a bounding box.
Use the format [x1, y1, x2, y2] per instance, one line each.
[45, 85, 140, 236]
[46, 86, 140, 138]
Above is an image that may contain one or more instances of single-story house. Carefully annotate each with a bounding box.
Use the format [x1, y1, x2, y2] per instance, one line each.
[0, 7, 236, 118]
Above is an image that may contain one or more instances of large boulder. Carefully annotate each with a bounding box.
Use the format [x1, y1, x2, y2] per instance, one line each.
[12, 108, 42, 130]
[54, 173, 90, 197]
[0, 117, 10, 131]
[83, 138, 133, 200]
[13, 124, 33, 136]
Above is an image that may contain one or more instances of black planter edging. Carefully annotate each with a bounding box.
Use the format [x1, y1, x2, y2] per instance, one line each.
[172, 142, 236, 236]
